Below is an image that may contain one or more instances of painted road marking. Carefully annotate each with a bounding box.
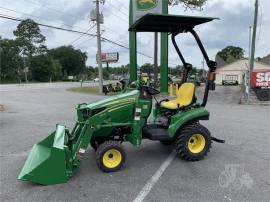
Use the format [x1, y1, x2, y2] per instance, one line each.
[133, 151, 175, 202]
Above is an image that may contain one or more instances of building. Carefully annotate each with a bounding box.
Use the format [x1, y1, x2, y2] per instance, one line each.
[215, 59, 270, 85]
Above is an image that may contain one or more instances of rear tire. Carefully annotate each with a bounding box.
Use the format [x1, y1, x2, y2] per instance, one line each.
[175, 123, 211, 161]
[96, 141, 126, 172]
[255, 89, 270, 101]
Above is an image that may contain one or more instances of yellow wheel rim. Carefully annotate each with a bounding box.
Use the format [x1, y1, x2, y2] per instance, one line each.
[102, 149, 122, 169]
[188, 134, 206, 154]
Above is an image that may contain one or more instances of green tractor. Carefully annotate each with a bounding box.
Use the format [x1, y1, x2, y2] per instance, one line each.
[18, 14, 224, 185]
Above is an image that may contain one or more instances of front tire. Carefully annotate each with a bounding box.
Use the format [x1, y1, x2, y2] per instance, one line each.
[96, 141, 126, 172]
[175, 123, 211, 161]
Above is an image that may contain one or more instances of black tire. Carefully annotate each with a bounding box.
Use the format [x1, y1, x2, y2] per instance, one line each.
[175, 123, 211, 161]
[96, 141, 126, 172]
[255, 89, 270, 101]
[160, 140, 174, 146]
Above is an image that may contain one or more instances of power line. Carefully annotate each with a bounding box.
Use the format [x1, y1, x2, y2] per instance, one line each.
[106, 1, 128, 17]
[0, 6, 90, 33]
[74, 35, 96, 48]
[0, 14, 96, 37]
[0, 13, 178, 66]
[103, 7, 128, 24]
[70, 23, 96, 45]
[114, 0, 129, 11]
[0, 14, 152, 59]
[0, 6, 54, 22]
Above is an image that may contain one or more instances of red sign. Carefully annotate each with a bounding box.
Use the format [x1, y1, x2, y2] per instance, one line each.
[251, 71, 270, 88]
[96, 52, 119, 63]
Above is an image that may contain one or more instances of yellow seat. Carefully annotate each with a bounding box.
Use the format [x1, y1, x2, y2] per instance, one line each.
[161, 83, 196, 110]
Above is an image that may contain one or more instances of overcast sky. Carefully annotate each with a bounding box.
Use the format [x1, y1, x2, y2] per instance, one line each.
[0, 0, 269, 69]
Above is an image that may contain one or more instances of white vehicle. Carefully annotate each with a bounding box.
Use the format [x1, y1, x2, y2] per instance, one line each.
[93, 78, 99, 82]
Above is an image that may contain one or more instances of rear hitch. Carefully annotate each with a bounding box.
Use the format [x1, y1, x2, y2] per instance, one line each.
[211, 136, 225, 143]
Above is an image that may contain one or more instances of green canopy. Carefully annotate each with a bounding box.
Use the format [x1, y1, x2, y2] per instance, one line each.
[129, 13, 219, 33]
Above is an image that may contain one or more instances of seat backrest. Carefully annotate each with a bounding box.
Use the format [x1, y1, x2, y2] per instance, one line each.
[176, 83, 195, 106]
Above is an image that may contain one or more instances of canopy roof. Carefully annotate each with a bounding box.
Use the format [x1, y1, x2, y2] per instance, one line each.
[129, 13, 218, 33]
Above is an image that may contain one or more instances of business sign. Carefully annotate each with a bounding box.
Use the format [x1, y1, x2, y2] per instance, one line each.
[96, 52, 119, 63]
[132, 0, 163, 23]
[251, 71, 270, 88]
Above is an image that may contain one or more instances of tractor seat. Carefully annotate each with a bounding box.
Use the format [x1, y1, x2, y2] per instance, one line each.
[161, 83, 196, 110]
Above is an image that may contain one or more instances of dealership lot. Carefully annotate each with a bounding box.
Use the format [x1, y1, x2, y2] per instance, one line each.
[0, 83, 269, 202]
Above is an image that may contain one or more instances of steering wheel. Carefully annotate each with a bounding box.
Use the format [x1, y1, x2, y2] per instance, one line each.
[144, 86, 160, 96]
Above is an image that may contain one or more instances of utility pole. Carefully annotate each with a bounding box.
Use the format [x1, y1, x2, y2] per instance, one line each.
[153, 32, 158, 88]
[248, 0, 258, 103]
[248, 26, 252, 60]
[95, 0, 103, 93]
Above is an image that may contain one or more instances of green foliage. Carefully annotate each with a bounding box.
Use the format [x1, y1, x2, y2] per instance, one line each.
[140, 63, 154, 75]
[0, 38, 23, 82]
[13, 19, 47, 57]
[31, 55, 54, 82]
[169, 0, 207, 9]
[103, 69, 110, 80]
[51, 60, 63, 81]
[217, 46, 244, 64]
[49, 46, 87, 76]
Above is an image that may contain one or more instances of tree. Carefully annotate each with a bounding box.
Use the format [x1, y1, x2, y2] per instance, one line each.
[169, 0, 207, 10]
[13, 19, 47, 57]
[0, 38, 23, 82]
[30, 55, 54, 82]
[217, 46, 244, 64]
[51, 60, 63, 81]
[49, 46, 87, 76]
[140, 63, 154, 77]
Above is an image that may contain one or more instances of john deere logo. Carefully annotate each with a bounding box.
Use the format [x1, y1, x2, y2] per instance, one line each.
[137, 0, 158, 11]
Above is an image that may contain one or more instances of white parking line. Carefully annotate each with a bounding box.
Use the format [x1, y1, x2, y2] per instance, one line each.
[133, 151, 175, 202]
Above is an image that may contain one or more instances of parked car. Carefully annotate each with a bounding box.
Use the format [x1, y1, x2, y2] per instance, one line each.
[222, 80, 238, 86]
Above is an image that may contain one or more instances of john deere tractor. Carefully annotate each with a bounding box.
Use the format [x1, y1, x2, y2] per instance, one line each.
[18, 14, 224, 185]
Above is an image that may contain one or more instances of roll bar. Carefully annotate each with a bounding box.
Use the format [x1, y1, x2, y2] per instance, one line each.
[171, 33, 191, 83]
[171, 29, 217, 107]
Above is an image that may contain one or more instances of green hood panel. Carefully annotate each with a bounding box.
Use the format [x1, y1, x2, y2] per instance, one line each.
[83, 90, 139, 110]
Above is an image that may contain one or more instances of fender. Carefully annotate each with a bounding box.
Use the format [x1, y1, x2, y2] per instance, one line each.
[168, 107, 209, 138]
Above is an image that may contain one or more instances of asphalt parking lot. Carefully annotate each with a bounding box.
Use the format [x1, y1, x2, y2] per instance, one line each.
[0, 83, 269, 202]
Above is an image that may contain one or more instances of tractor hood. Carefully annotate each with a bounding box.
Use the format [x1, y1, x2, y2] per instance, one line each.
[76, 90, 140, 121]
[87, 90, 139, 109]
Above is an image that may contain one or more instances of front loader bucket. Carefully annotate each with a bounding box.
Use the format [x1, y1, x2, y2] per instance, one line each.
[18, 125, 71, 185]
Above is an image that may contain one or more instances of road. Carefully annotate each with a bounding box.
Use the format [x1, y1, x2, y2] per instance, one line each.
[0, 83, 269, 202]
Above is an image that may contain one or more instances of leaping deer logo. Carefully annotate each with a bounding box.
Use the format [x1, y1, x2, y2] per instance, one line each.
[138, 0, 155, 5]
[137, 0, 158, 10]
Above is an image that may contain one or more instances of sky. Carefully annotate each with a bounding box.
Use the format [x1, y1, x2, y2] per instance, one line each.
[0, 0, 269, 69]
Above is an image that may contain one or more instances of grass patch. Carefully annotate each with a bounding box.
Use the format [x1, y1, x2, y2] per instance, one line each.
[67, 87, 100, 95]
